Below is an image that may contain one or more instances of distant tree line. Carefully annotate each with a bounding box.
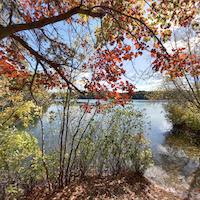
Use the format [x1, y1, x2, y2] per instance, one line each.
[76, 91, 169, 100]
[51, 90, 183, 101]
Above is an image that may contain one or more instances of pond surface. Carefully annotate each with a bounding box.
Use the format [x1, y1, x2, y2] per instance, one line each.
[29, 100, 200, 199]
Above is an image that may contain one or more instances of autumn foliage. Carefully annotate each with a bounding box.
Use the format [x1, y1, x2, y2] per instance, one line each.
[1, 1, 200, 198]
[0, 0, 199, 104]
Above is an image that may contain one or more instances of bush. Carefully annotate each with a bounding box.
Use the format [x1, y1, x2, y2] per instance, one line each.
[75, 106, 153, 177]
[0, 105, 153, 198]
[0, 128, 44, 199]
[166, 103, 200, 133]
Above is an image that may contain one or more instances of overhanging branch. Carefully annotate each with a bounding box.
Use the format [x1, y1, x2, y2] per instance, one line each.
[0, 6, 105, 40]
[11, 35, 85, 94]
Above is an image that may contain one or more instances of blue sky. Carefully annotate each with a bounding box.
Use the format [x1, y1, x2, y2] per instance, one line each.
[122, 49, 163, 91]
[24, 16, 164, 91]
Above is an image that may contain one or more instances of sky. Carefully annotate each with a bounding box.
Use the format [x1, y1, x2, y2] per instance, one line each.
[74, 48, 164, 91]
[25, 12, 200, 92]
[22, 12, 164, 92]
[122, 50, 163, 91]
[124, 22, 200, 91]
[46, 17, 165, 91]
[70, 17, 165, 92]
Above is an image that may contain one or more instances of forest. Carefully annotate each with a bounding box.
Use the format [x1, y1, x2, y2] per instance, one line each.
[0, 0, 200, 200]
[54, 90, 167, 100]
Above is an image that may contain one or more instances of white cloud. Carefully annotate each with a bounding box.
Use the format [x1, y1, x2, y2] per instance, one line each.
[73, 71, 91, 90]
[164, 36, 200, 54]
[136, 78, 163, 91]
[164, 26, 200, 54]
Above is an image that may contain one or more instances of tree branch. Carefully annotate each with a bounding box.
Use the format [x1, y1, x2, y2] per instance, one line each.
[0, 6, 105, 40]
[11, 35, 85, 94]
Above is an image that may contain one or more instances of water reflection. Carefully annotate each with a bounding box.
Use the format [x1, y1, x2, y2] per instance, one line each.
[29, 100, 171, 152]
[165, 129, 200, 158]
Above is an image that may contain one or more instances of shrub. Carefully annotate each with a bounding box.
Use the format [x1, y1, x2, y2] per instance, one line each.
[75, 106, 153, 177]
[166, 103, 200, 133]
[0, 128, 44, 199]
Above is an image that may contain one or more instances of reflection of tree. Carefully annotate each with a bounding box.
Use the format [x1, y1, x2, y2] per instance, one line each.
[165, 129, 200, 159]
[149, 130, 200, 198]
[163, 129, 200, 199]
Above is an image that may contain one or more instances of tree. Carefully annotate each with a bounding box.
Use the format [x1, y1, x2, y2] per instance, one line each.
[161, 23, 200, 110]
[1, 0, 198, 105]
[150, 1, 200, 109]
[1, 0, 200, 197]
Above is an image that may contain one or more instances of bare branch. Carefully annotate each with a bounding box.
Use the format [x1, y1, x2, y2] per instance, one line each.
[11, 35, 85, 94]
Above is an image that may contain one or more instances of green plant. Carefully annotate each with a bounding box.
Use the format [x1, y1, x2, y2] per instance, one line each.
[0, 128, 44, 199]
[5, 184, 24, 200]
[166, 103, 200, 133]
[76, 106, 153, 176]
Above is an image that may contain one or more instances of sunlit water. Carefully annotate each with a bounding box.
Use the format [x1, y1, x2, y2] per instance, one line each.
[29, 100, 200, 198]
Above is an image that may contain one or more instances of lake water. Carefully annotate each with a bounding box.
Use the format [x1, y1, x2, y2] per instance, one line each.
[29, 100, 200, 198]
